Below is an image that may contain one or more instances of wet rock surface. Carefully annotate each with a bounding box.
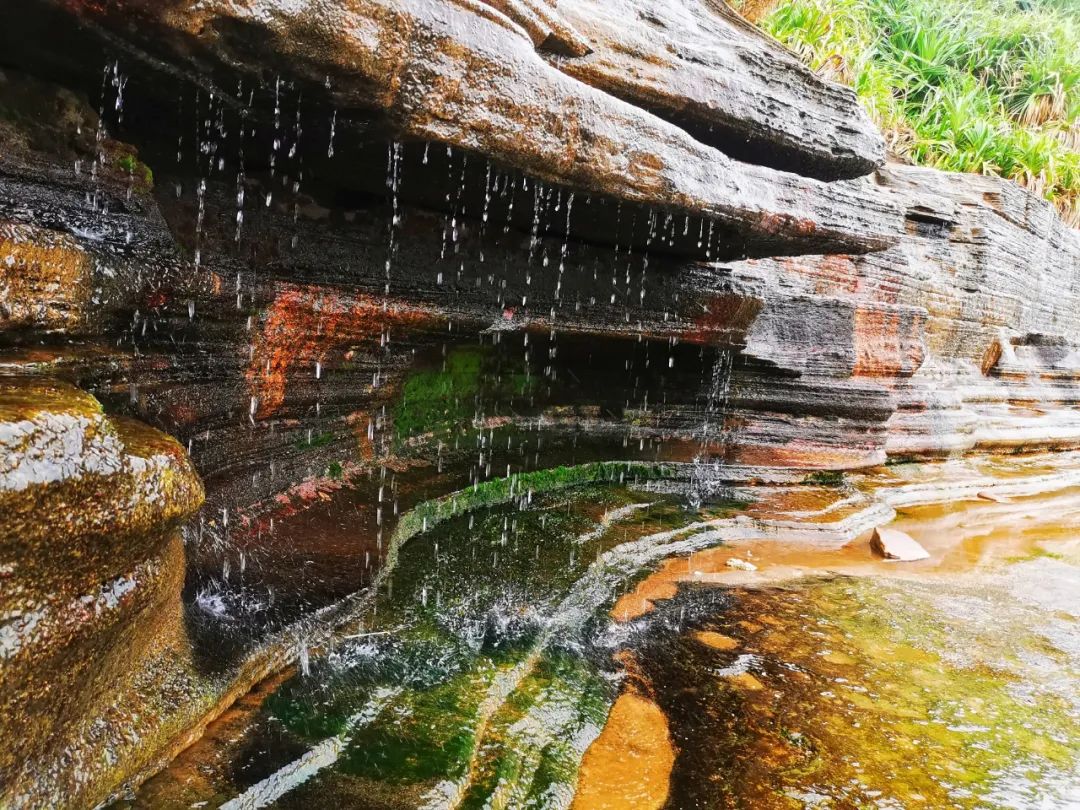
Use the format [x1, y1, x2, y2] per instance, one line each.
[43, 0, 901, 258]
[870, 526, 928, 561]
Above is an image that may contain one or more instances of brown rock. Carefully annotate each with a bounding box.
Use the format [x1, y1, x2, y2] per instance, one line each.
[871, 527, 930, 562]
[0, 377, 205, 810]
[55, 0, 901, 257]
[0, 222, 92, 330]
[555, 0, 885, 179]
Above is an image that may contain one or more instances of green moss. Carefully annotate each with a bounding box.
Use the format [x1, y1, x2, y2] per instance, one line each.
[391, 461, 681, 551]
[114, 153, 154, 188]
[338, 670, 487, 784]
[801, 470, 846, 486]
[294, 430, 335, 451]
[657, 576, 1080, 807]
[457, 652, 614, 809]
[393, 346, 533, 444]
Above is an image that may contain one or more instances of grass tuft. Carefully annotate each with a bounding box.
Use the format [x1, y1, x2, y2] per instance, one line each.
[752, 0, 1080, 225]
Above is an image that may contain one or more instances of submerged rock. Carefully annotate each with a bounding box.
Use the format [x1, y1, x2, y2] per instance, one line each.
[870, 527, 929, 562]
[725, 557, 758, 571]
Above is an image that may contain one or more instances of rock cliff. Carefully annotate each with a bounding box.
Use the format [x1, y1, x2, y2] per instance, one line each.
[0, 0, 1077, 805]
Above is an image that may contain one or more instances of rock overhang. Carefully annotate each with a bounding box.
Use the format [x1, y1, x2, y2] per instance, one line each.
[18, 0, 902, 262]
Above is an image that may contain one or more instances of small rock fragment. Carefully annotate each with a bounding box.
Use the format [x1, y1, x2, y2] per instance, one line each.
[871, 527, 930, 562]
[726, 558, 758, 571]
[694, 631, 739, 651]
[976, 490, 1010, 503]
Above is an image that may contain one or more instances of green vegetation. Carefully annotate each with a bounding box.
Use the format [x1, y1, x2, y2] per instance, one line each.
[760, 0, 1080, 224]
[294, 430, 335, 451]
[391, 461, 682, 549]
[115, 152, 154, 186]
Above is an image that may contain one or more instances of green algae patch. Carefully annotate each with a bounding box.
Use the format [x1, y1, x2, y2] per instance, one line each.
[237, 482, 711, 808]
[338, 668, 493, 785]
[295, 429, 335, 450]
[390, 461, 683, 552]
[456, 652, 613, 810]
[800, 470, 846, 487]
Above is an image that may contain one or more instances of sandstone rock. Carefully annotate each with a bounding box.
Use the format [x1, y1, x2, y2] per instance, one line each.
[0, 377, 204, 809]
[0, 222, 92, 330]
[555, 0, 885, 179]
[728, 164, 1080, 466]
[870, 527, 929, 562]
[729, 672, 766, 690]
[0, 0, 1075, 804]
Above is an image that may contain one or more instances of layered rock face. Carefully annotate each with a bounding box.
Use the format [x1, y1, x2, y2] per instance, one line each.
[0, 0, 1078, 805]
[719, 165, 1080, 468]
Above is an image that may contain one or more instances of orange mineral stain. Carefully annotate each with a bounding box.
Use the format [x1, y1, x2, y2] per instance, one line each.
[694, 630, 739, 651]
[247, 283, 436, 418]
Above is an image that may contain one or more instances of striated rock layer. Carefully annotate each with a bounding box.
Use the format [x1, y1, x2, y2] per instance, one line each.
[0, 0, 1076, 805]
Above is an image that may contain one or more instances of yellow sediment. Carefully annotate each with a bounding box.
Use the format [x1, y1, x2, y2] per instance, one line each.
[727, 672, 765, 691]
[614, 484, 1080, 622]
[571, 690, 674, 810]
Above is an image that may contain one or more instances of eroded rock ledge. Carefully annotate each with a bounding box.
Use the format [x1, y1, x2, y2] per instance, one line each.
[40, 0, 898, 258]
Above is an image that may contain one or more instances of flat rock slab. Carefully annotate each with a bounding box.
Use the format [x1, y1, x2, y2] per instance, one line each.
[871, 527, 930, 562]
